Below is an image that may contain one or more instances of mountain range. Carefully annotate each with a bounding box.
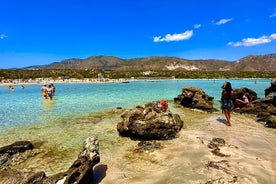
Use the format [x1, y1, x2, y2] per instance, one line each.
[27, 54, 276, 71]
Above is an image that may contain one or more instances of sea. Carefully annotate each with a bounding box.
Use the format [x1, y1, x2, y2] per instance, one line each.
[0, 79, 271, 132]
[0, 78, 275, 183]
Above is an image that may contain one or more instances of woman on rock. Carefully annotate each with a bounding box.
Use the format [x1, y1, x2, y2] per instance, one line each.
[235, 88, 252, 108]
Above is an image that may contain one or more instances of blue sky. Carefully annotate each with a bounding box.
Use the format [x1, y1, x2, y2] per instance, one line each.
[0, 0, 275, 69]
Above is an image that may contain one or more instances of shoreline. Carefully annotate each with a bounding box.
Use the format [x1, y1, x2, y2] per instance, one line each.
[0, 107, 275, 183]
[0, 77, 272, 87]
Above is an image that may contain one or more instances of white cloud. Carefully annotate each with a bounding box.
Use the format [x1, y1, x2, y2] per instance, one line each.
[227, 33, 276, 47]
[153, 30, 193, 42]
[216, 18, 233, 25]
[194, 24, 201, 29]
[0, 34, 8, 40]
[269, 8, 276, 18]
[269, 11, 276, 18]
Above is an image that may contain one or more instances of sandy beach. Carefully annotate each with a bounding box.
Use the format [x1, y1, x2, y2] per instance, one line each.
[0, 78, 131, 87]
[0, 105, 275, 184]
[93, 107, 276, 184]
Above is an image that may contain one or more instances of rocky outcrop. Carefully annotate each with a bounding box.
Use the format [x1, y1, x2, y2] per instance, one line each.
[53, 136, 100, 184]
[117, 104, 184, 140]
[265, 78, 276, 96]
[174, 86, 217, 112]
[0, 137, 100, 184]
[232, 88, 258, 102]
[234, 92, 276, 128]
[266, 116, 276, 128]
[0, 141, 34, 169]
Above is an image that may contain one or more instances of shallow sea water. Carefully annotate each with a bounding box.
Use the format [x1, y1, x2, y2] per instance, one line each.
[0, 79, 275, 183]
[0, 79, 270, 130]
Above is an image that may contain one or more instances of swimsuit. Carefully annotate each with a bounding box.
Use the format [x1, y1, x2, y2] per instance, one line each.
[221, 99, 233, 109]
[242, 95, 249, 103]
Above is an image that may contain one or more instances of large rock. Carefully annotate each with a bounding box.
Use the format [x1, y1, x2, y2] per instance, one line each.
[232, 87, 258, 101]
[174, 86, 217, 112]
[54, 136, 100, 184]
[117, 104, 184, 140]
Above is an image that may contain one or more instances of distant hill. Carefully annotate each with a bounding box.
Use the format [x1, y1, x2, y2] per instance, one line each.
[220, 54, 276, 71]
[26, 54, 276, 71]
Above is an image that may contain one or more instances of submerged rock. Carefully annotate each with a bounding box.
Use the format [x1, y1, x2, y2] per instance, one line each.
[0, 141, 34, 170]
[0, 141, 34, 155]
[234, 92, 276, 128]
[134, 141, 163, 153]
[117, 103, 184, 140]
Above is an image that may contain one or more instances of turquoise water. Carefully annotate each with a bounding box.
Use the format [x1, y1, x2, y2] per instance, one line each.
[0, 79, 271, 131]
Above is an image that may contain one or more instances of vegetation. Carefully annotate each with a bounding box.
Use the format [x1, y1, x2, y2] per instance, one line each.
[0, 69, 275, 80]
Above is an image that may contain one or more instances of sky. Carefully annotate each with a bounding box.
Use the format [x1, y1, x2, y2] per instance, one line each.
[0, 0, 276, 69]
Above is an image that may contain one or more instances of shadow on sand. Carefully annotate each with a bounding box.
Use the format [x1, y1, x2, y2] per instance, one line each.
[93, 164, 107, 184]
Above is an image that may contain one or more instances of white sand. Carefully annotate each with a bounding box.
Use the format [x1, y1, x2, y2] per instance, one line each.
[98, 109, 276, 184]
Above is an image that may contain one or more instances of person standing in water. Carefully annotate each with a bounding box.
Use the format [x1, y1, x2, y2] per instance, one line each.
[47, 84, 54, 100]
[41, 84, 48, 99]
[51, 83, 56, 96]
[221, 82, 234, 126]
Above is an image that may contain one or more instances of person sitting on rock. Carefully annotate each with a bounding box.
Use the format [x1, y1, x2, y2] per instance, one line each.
[153, 99, 168, 113]
[235, 88, 252, 108]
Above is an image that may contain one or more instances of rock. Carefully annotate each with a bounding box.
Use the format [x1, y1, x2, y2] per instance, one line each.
[23, 171, 46, 184]
[265, 78, 276, 96]
[0, 141, 34, 170]
[117, 103, 184, 140]
[134, 141, 162, 153]
[174, 86, 217, 112]
[233, 87, 258, 101]
[266, 116, 276, 128]
[207, 138, 230, 157]
[234, 92, 276, 128]
[54, 136, 100, 184]
[0, 141, 34, 155]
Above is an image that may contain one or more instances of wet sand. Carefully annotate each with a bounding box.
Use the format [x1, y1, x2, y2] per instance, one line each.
[0, 107, 275, 184]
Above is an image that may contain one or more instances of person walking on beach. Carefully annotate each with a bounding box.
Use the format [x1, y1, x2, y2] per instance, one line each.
[221, 82, 234, 126]
[41, 84, 48, 99]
